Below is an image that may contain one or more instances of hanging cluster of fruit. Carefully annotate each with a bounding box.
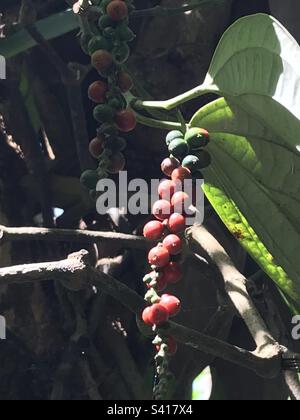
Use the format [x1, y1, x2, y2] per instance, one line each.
[141, 127, 211, 398]
[80, 0, 137, 191]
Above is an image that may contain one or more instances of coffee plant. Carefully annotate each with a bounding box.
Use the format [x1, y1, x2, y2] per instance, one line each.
[0, 0, 300, 402]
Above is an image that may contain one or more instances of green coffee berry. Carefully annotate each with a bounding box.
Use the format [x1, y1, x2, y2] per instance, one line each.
[115, 24, 135, 42]
[166, 130, 184, 146]
[88, 36, 111, 55]
[98, 15, 115, 30]
[182, 155, 202, 173]
[184, 127, 210, 149]
[108, 95, 126, 111]
[93, 104, 115, 123]
[194, 150, 212, 168]
[112, 43, 130, 64]
[168, 138, 189, 159]
[103, 27, 116, 39]
[80, 169, 98, 190]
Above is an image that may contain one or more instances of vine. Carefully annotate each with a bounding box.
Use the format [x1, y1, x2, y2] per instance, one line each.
[74, 0, 213, 400]
[78, 0, 137, 192]
[141, 128, 212, 399]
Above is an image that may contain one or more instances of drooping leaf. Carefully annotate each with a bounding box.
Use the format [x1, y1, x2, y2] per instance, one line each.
[0, 10, 78, 59]
[198, 13, 300, 155]
[190, 97, 300, 309]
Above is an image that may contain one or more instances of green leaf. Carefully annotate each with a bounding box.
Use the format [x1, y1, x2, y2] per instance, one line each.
[0, 10, 78, 59]
[190, 97, 300, 310]
[192, 366, 212, 400]
[201, 13, 300, 154]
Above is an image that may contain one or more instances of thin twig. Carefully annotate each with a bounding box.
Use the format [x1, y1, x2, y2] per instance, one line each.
[0, 250, 287, 378]
[0, 225, 151, 249]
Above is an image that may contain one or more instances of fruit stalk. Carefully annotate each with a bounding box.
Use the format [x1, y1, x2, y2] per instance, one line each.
[132, 83, 218, 111]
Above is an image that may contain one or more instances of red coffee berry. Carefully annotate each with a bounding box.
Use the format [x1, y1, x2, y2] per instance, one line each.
[143, 220, 164, 240]
[148, 245, 170, 268]
[115, 109, 137, 132]
[171, 166, 192, 182]
[91, 50, 113, 72]
[88, 81, 108, 103]
[89, 136, 104, 158]
[160, 294, 181, 317]
[142, 306, 153, 325]
[161, 157, 180, 177]
[158, 179, 177, 200]
[148, 303, 169, 325]
[152, 199, 172, 221]
[156, 336, 178, 355]
[162, 234, 182, 255]
[162, 262, 182, 284]
[107, 0, 128, 21]
[107, 152, 126, 174]
[171, 191, 190, 214]
[117, 71, 133, 92]
[167, 213, 186, 234]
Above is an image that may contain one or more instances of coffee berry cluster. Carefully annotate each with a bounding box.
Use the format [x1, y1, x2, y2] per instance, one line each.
[80, 0, 136, 191]
[141, 127, 211, 363]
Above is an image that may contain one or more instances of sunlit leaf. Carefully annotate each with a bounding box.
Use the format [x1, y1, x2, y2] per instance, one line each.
[192, 366, 213, 400]
[191, 97, 300, 309]
[201, 13, 300, 155]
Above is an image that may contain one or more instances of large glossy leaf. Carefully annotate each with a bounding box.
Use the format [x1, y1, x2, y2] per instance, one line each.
[190, 97, 300, 308]
[199, 13, 300, 155]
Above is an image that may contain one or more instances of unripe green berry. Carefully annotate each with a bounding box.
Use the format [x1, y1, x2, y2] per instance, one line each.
[98, 15, 115, 30]
[168, 138, 189, 159]
[103, 27, 116, 39]
[166, 130, 184, 146]
[93, 104, 115, 123]
[182, 155, 202, 173]
[88, 36, 111, 55]
[108, 95, 126, 111]
[112, 42, 130, 64]
[115, 24, 135, 42]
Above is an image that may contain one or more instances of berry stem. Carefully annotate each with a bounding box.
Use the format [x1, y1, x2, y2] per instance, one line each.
[132, 83, 218, 111]
[135, 112, 184, 131]
[175, 109, 187, 134]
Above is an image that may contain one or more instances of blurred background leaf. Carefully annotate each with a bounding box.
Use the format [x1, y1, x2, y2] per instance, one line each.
[0, 9, 78, 59]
